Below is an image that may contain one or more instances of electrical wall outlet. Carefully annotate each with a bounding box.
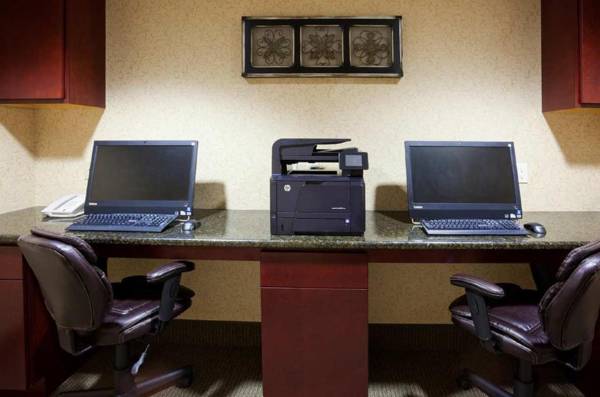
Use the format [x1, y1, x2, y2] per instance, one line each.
[517, 162, 528, 184]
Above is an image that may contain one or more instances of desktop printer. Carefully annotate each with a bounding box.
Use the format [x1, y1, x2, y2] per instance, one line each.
[270, 139, 369, 235]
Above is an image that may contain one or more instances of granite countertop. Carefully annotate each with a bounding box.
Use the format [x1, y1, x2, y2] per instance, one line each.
[0, 207, 598, 250]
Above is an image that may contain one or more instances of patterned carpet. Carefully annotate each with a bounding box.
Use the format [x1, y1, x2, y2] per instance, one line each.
[55, 342, 583, 396]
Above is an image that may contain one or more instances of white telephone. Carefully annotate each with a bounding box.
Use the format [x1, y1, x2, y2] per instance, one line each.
[42, 194, 86, 218]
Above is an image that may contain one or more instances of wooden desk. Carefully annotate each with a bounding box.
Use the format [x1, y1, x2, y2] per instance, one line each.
[0, 208, 598, 396]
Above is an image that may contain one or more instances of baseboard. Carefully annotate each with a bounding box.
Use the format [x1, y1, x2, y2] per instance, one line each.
[162, 320, 261, 347]
[369, 323, 478, 352]
[162, 320, 477, 352]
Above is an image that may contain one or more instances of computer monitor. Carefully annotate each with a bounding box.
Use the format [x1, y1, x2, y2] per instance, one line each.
[405, 141, 522, 221]
[84, 141, 198, 215]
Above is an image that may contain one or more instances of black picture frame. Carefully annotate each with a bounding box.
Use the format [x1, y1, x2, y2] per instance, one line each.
[242, 16, 402, 77]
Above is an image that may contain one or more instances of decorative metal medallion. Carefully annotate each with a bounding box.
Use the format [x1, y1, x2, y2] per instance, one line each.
[251, 25, 294, 67]
[350, 26, 393, 67]
[242, 17, 402, 77]
[301, 25, 343, 67]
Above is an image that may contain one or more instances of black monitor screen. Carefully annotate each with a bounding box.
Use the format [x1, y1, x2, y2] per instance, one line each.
[410, 145, 517, 204]
[88, 144, 195, 202]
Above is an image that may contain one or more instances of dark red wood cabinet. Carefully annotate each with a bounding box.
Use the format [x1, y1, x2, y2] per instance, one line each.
[0, 247, 71, 395]
[542, 0, 600, 112]
[0, 249, 27, 391]
[261, 252, 368, 397]
[0, 0, 105, 108]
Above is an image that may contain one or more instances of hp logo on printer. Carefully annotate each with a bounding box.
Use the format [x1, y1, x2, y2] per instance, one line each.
[283, 184, 291, 192]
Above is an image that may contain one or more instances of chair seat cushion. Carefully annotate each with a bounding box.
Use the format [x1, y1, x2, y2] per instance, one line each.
[450, 283, 556, 364]
[93, 276, 193, 346]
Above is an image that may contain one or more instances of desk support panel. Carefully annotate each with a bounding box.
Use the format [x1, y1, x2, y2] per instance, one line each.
[0, 248, 77, 395]
[261, 251, 368, 397]
[0, 279, 26, 390]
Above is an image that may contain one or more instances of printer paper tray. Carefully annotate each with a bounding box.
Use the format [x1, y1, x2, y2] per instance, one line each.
[274, 214, 358, 235]
[293, 218, 350, 234]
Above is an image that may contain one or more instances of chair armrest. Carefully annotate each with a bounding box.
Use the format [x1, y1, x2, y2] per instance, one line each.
[147, 261, 195, 284]
[450, 273, 504, 352]
[146, 261, 195, 331]
[450, 274, 505, 300]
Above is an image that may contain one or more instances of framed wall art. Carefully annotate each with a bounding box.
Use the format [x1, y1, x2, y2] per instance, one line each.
[242, 16, 402, 78]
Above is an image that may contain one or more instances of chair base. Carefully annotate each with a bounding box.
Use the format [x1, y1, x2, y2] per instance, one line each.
[58, 366, 192, 397]
[457, 359, 534, 397]
[58, 343, 193, 397]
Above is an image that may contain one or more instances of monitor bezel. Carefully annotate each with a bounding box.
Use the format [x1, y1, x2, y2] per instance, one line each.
[84, 140, 198, 215]
[404, 141, 522, 221]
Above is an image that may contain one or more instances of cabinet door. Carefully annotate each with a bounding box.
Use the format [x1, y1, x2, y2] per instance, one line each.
[580, 0, 600, 105]
[261, 252, 368, 397]
[0, 281, 27, 390]
[0, 0, 65, 100]
[261, 287, 368, 397]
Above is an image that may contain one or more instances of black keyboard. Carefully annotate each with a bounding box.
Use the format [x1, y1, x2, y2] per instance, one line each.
[67, 213, 178, 232]
[421, 218, 528, 236]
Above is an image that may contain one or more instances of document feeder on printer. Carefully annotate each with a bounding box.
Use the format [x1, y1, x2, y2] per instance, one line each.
[270, 139, 369, 235]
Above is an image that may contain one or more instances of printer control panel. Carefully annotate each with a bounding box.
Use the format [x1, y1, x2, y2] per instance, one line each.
[340, 151, 369, 171]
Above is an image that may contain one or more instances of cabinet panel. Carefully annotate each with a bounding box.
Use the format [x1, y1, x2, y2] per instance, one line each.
[580, 0, 600, 104]
[0, 281, 27, 390]
[0, 247, 23, 279]
[65, 0, 106, 107]
[261, 287, 368, 397]
[0, 0, 65, 100]
[260, 251, 368, 397]
[261, 251, 368, 289]
[541, 0, 580, 111]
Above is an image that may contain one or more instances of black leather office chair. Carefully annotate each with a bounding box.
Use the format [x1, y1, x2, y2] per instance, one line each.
[449, 240, 600, 397]
[18, 228, 195, 396]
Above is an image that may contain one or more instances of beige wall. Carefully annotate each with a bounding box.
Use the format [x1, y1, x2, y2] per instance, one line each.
[0, 108, 36, 213]
[2, 0, 600, 323]
[31, 0, 600, 211]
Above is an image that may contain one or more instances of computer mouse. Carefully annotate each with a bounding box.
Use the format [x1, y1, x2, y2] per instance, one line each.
[182, 219, 198, 232]
[524, 222, 546, 236]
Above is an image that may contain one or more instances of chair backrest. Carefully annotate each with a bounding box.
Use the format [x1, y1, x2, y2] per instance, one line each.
[17, 229, 112, 334]
[539, 240, 600, 366]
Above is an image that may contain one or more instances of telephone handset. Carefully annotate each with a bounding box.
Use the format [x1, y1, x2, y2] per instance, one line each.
[41, 194, 86, 218]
